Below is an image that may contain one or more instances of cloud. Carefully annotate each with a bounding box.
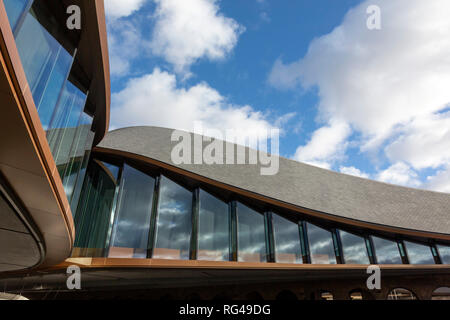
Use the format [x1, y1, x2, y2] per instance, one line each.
[269, 0, 450, 191]
[293, 120, 350, 169]
[385, 111, 450, 170]
[107, 20, 143, 76]
[110, 68, 277, 140]
[425, 166, 450, 193]
[149, 0, 244, 74]
[104, 0, 147, 19]
[339, 166, 370, 179]
[376, 162, 420, 187]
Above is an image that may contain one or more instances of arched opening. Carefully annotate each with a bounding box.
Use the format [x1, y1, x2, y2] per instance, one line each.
[431, 287, 450, 300]
[349, 290, 363, 300]
[276, 290, 298, 300]
[387, 288, 417, 300]
[320, 291, 334, 300]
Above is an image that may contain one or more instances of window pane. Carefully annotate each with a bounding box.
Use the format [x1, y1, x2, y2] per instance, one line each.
[272, 214, 302, 264]
[109, 164, 155, 258]
[437, 245, 450, 264]
[4, 0, 29, 31]
[306, 223, 336, 264]
[371, 236, 402, 264]
[73, 161, 119, 257]
[153, 176, 192, 260]
[47, 81, 87, 169]
[15, 8, 73, 129]
[236, 203, 266, 262]
[198, 190, 229, 261]
[339, 230, 370, 264]
[404, 241, 435, 264]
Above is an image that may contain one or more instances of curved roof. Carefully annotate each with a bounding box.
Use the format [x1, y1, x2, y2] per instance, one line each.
[97, 126, 450, 236]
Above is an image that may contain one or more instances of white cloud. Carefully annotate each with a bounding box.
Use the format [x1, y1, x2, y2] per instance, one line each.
[150, 0, 244, 74]
[107, 20, 143, 76]
[376, 162, 420, 187]
[105, 0, 147, 19]
[269, 0, 450, 191]
[293, 120, 350, 169]
[111, 68, 276, 140]
[425, 166, 450, 193]
[339, 166, 370, 179]
[385, 111, 450, 170]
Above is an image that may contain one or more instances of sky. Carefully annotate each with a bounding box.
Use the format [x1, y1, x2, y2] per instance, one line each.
[103, 0, 450, 193]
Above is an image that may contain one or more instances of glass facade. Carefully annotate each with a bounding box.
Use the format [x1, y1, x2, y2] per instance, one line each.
[109, 164, 155, 258]
[73, 161, 120, 257]
[404, 241, 435, 264]
[437, 245, 450, 264]
[371, 236, 402, 264]
[236, 203, 267, 262]
[4, 0, 95, 214]
[153, 176, 193, 260]
[197, 190, 230, 261]
[339, 231, 370, 264]
[306, 223, 336, 264]
[272, 214, 302, 264]
[3, 0, 30, 32]
[70, 157, 447, 265]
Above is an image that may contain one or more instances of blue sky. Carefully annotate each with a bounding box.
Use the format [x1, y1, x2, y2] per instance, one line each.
[103, 0, 450, 193]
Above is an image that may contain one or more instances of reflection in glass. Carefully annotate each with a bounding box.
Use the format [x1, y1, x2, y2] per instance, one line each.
[371, 236, 402, 264]
[109, 165, 155, 258]
[153, 176, 192, 260]
[437, 245, 450, 264]
[4, 0, 29, 31]
[339, 231, 370, 264]
[272, 214, 302, 264]
[236, 203, 266, 262]
[73, 161, 119, 257]
[15, 7, 73, 129]
[404, 241, 435, 264]
[197, 190, 229, 261]
[306, 223, 336, 264]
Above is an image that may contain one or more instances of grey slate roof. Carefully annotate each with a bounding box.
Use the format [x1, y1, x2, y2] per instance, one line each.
[97, 126, 450, 235]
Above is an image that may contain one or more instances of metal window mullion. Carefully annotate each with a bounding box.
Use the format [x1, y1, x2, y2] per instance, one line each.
[189, 188, 199, 260]
[229, 201, 237, 261]
[299, 221, 310, 264]
[332, 229, 344, 264]
[264, 212, 275, 263]
[147, 175, 161, 258]
[12, 0, 35, 36]
[397, 240, 409, 264]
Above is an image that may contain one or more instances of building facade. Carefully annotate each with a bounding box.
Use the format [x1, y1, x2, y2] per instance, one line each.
[0, 0, 449, 300]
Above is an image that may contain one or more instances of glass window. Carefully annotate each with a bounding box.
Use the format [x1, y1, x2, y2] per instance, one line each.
[108, 164, 155, 258]
[14, 7, 73, 129]
[404, 241, 435, 264]
[153, 176, 192, 260]
[371, 236, 402, 264]
[73, 160, 120, 257]
[4, 0, 29, 31]
[47, 81, 88, 168]
[197, 190, 230, 261]
[339, 230, 370, 264]
[272, 214, 302, 264]
[60, 113, 93, 204]
[306, 223, 336, 264]
[437, 245, 450, 264]
[236, 203, 266, 262]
